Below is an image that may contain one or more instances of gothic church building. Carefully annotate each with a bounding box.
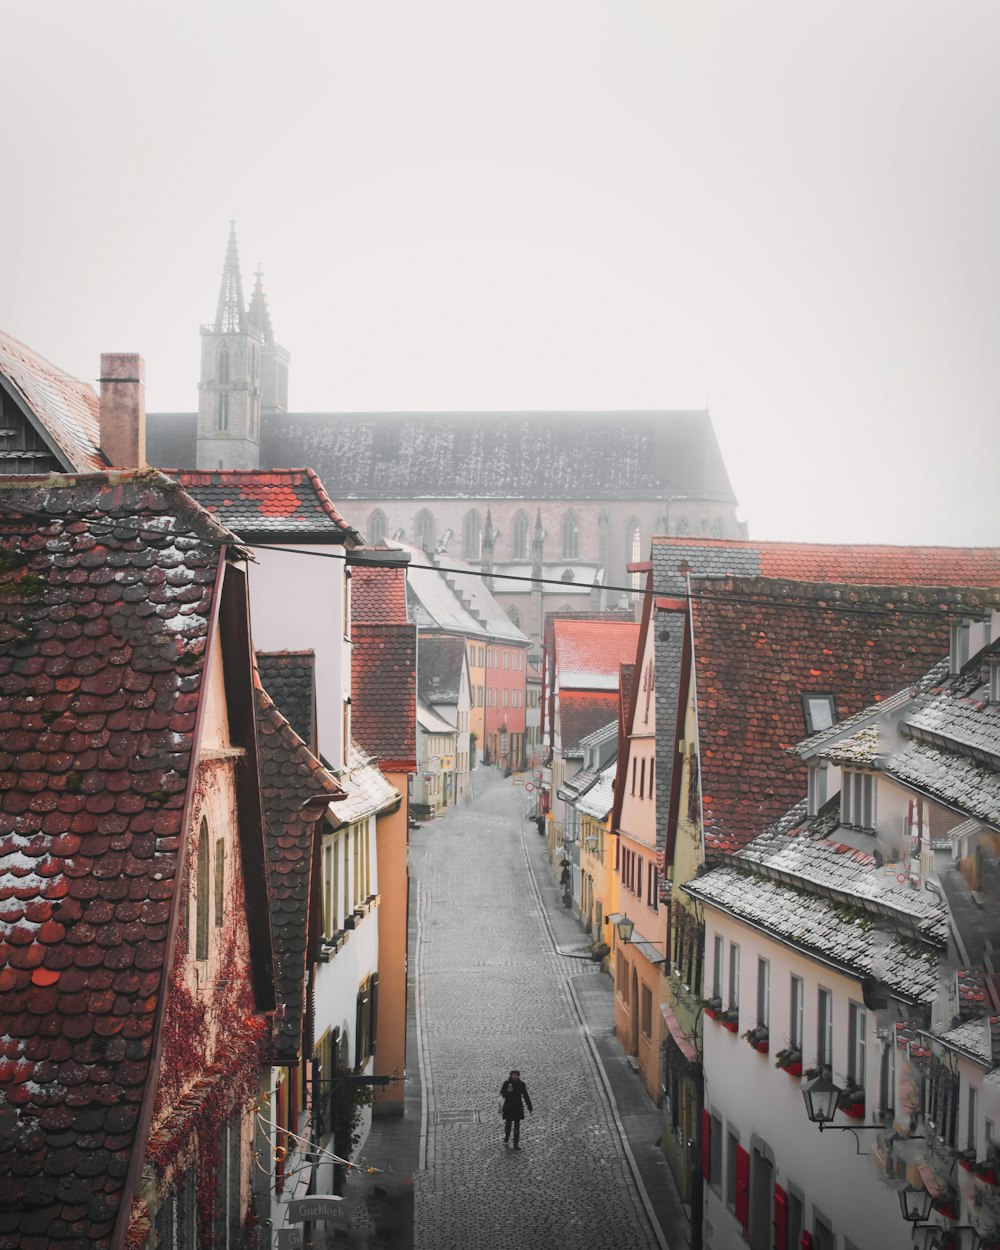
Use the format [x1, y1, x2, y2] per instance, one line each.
[147, 225, 745, 643]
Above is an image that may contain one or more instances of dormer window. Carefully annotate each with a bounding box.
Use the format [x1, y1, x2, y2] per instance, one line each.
[802, 693, 836, 735]
[807, 761, 828, 817]
[950, 620, 971, 675]
[989, 658, 1000, 706]
[841, 769, 876, 832]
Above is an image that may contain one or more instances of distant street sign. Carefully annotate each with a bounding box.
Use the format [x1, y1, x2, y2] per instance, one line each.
[513, 773, 524, 785]
[286, 1196, 348, 1223]
[525, 782, 534, 792]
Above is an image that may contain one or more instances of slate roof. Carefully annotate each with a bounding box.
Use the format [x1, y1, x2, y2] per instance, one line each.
[684, 865, 939, 1004]
[553, 620, 640, 691]
[886, 741, 1000, 826]
[0, 329, 106, 473]
[171, 468, 362, 544]
[936, 1018, 993, 1064]
[327, 744, 400, 828]
[0, 470, 243, 1249]
[256, 651, 316, 754]
[148, 409, 739, 503]
[417, 637, 467, 706]
[682, 576, 1000, 859]
[559, 691, 620, 757]
[651, 536, 1000, 595]
[254, 682, 343, 1063]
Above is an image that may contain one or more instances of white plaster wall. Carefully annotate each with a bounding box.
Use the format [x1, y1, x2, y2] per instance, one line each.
[702, 909, 912, 1250]
[247, 544, 349, 768]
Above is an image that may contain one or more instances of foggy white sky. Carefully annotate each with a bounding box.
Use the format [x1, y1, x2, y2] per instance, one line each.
[2, 1, 998, 545]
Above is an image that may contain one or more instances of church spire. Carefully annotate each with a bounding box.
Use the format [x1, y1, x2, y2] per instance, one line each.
[214, 219, 247, 334]
[247, 265, 274, 344]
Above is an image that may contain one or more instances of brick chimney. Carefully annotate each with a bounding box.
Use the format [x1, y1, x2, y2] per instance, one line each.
[99, 353, 146, 469]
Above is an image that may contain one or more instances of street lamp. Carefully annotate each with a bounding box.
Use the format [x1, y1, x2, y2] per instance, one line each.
[616, 915, 635, 945]
[802, 1071, 842, 1128]
[898, 1185, 934, 1223]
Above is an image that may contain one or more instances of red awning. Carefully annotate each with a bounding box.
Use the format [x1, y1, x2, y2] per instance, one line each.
[661, 1004, 698, 1063]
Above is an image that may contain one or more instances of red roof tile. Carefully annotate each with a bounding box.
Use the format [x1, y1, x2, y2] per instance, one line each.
[691, 576, 1000, 860]
[170, 468, 362, 542]
[0, 470, 239, 1247]
[350, 566, 409, 626]
[351, 621, 417, 773]
[553, 620, 641, 689]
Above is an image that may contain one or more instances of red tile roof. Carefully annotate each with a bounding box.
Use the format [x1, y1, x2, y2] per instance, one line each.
[0, 329, 106, 472]
[350, 566, 409, 625]
[254, 680, 344, 1063]
[0, 470, 242, 1247]
[171, 468, 362, 543]
[351, 625, 417, 773]
[559, 691, 620, 755]
[691, 576, 1000, 860]
[553, 619, 641, 689]
[653, 536, 1000, 587]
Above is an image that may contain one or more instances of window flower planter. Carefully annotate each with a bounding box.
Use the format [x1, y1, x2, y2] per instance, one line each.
[704, 1006, 719, 1021]
[975, 1163, 998, 1185]
[743, 1026, 769, 1053]
[959, 1155, 977, 1173]
[720, 1012, 739, 1033]
[775, 1048, 803, 1077]
[703, 997, 722, 1021]
[837, 1088, 865, 1120]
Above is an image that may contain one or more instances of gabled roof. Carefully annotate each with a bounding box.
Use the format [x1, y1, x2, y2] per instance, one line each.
[417, 701, 456, 736]
[255, 682, 344, 1063]
[651, 536, 1000, 593]
[578, 720, 618, 752]
[0, 470, 252, 1248]
[257, 650, 317, 754]
[170, 468, 362, 544]
[417, 636, 468, 706]
[0, 329, 106, 473]
[149, 409, 738, 502]
[432, 554, 529, 643]
[685, 576, 1000, 859]
[553, 619, 640, 690]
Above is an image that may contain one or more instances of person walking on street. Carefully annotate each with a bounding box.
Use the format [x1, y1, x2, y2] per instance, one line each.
[500, 1069, 533, 1149]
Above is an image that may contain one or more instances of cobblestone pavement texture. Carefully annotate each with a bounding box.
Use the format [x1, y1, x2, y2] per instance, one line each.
[404, 770, 684, 1250]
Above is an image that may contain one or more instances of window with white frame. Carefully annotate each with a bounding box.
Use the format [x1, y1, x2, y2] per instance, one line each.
[841, 769, 876, 831]
[756, 958, 770, 1029]
[848, 1002, 866, 1089]
[728, 944, 740, 1012]
[968, 1083, 979, 1154]
[807, 761, 828, 817]
[712, 935, 723, 1000]
[790, 975, 804, 1050]
[818, 987, 833, 1069]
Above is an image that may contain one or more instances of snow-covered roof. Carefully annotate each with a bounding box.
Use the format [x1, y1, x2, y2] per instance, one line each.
[327, 742, 399, 826]
[417, 700, 456, 736]
[577, 761, 616, 821]
[884, 739, 1000, 827]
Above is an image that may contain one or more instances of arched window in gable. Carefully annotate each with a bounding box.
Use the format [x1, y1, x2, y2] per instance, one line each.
[368, 510, 387, 544]
[562, 511, 579, 560]
[415, 509, 435, 552]
[195, 818, 210, 961]
[512, 511, 530, 560]
[463, 510, 482, 559]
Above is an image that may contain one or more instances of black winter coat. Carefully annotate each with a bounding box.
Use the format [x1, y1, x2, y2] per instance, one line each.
[500, 1077, 533, 1121]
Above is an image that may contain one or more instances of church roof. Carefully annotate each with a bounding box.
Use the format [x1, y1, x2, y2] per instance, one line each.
[146, 409, 739, 502]
[0, 329, 106, 473]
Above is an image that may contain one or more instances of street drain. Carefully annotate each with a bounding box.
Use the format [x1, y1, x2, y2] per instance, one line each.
[436, 1109, 481, 1125]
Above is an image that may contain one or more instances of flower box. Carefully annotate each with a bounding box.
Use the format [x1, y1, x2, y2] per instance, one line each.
[704, 1006, 719, 1021]
[841, 1102, 865, 1120]
[721, 1018, 739, 1034]
[959, 1156, 976, 1173]
[975, 1165, 998, 1185]
[756, 1041, 769, 1055]
[782, 1060, 802, 1077]
[933, 1200, 957, 1220]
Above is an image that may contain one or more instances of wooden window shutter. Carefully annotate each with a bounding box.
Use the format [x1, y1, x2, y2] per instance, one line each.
[700, 1109, 712, 1181]
[773, 1184, 788, 1250]
[734, 1145, 750, 1230]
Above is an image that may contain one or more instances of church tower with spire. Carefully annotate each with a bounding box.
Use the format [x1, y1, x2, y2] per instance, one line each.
[247, 265, 291, 422]
[196, 222, 263, 469]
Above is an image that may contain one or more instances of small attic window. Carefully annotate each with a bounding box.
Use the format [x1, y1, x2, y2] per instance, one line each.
[802, 693, 836, 735]
[807, 760, 828, 817]
[841, 769, 876, 832]
[990, 658, 1000, 706]
[950, 620, 971, 675]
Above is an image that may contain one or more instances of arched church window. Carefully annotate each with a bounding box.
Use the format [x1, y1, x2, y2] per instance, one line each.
[415, 510, 435, 552]
[674, 515, 690, 537]
[512, 511, 530, 560]
[712, 516, 725, 538]
[463, 511, 482, 559]
[217, 344, 230, 386]
[368, 510, 387, 544]
[507, 606, 521, 629]
[562, 512, 579, 560]
[217, 392, 229, 432]
[626, 519, 641, 591]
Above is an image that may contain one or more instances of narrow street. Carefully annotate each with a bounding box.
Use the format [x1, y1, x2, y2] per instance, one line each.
[408, 770, 680, 1250]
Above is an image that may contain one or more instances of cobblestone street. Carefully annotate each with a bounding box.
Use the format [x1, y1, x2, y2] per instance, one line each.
[409, 770, 674, 1250]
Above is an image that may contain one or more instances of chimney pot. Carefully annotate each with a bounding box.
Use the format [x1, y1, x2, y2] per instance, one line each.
[99, 353, 146, 469]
